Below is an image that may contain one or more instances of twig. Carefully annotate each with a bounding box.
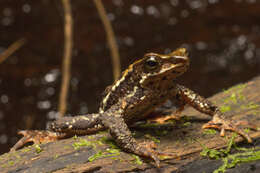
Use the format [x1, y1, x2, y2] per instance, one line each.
[93, 0, 121, 81]
[0, 38, 26, 64]
[59, 0, 73, 116]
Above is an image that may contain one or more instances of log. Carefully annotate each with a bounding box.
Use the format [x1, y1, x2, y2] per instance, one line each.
[1, 76, 260, 173]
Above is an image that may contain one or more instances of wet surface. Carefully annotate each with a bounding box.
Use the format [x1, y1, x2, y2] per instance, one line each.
[0, 0, 260, 154]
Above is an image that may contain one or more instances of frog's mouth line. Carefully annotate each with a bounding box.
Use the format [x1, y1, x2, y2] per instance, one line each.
[157, 62, 188, 74]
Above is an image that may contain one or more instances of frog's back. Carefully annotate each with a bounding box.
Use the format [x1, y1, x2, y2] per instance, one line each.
[99, 60, 143, 113]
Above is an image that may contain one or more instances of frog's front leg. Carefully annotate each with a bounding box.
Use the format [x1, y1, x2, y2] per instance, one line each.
[176, 84, 254, 143]
[99, 113, 172, 167]
[11, 114, 104, 151]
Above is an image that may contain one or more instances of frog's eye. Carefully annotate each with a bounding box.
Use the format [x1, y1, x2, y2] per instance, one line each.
[144, 56, 159, 70]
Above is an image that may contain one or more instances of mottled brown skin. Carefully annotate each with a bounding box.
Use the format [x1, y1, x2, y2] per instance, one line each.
[11, 48, 253, 167]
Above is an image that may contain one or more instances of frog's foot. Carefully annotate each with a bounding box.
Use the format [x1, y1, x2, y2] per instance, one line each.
[202, 115, 255, 143]
[10, 130, 65, 151]
[148, 114, 181, 124]
[136, 141, 175, 167]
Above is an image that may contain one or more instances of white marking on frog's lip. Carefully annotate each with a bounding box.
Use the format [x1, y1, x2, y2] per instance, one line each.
[147, 63, 185, 75]
[174, 55, 189, 61]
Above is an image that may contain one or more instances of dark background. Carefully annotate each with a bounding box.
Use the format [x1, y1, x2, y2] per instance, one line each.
[0, 0, 259, 155]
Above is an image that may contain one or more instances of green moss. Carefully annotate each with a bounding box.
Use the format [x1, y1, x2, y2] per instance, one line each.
[84, 136, 121, 162]
[88, 151, 103, 162]
[223, 83, 247, 106]
[138, 122, 162, 128]
[34, 144, 43, 154]
[241, 102, 259, 110]
[72, 138, 95, 150]
[200, 134, 260, 173]
[144, 134, 160, 143]
[224, 83, 246, 95]
[154, 129, 170, 136]
[99, 136, 119, 149]
[73, 135, 78, 140]
[224, 93, 237, 104]
[244, 128, 250, 133]
[53, 154, 59, 159]
[21, 147, 31, 153]
[203, 129, 217, 135]
[88, 148, 120, 162]
[8, 160, 14, 166]
[220, 105, 231, 113]
[106, 148, 120, 155]
[131, 154, 143, 165]
[183, 121, 191, 127]
[63, 145, 71, 149]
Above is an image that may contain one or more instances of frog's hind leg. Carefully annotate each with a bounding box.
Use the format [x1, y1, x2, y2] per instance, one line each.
[11, 114, 104, 151]
[99, 113, 174, 167]
[148, 105, 185, 124]
[48, 114, 105, 135]
[148, 96, 186, 124]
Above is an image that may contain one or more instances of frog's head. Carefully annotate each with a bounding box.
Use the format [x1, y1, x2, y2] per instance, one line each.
[138, 48, 189, 88]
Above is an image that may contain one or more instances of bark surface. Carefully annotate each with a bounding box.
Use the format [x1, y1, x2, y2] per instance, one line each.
[1, 76, 260, 173]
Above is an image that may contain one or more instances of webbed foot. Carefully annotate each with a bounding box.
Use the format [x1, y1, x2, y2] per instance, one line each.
[202, 115, 257, 143]
[136, 141, 174, 167]
[10, 130, 64, 151]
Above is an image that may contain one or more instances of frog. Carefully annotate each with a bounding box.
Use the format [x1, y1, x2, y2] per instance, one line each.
[11, 48, 254, 167]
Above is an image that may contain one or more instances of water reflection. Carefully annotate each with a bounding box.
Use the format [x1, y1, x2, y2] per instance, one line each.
[44, 69, 59, 83]
[22, 4, 31, 13]
[130, 5, 144, 15]
[0, 94, 9, 104]
[0, 134, 7, 144]
[146, 6, 160, 18]
[37, 100, 51, 109]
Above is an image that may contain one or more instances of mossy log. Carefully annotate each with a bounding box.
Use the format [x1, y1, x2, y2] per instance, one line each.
[1, 76, 260, 173]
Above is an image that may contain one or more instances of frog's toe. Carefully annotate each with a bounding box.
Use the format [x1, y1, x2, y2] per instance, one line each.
[233, 120, 258, 131]
[137, 141, 175, 167]
[202, 117, 253, 143]
[136, 141, 161, 167]
[11, 130, 63, 151]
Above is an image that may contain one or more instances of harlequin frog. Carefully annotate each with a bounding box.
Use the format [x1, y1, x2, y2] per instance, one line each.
[11, 48, 253, 167]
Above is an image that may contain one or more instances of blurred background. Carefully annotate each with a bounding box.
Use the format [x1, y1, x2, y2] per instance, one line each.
[0, 0, 260, 154]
